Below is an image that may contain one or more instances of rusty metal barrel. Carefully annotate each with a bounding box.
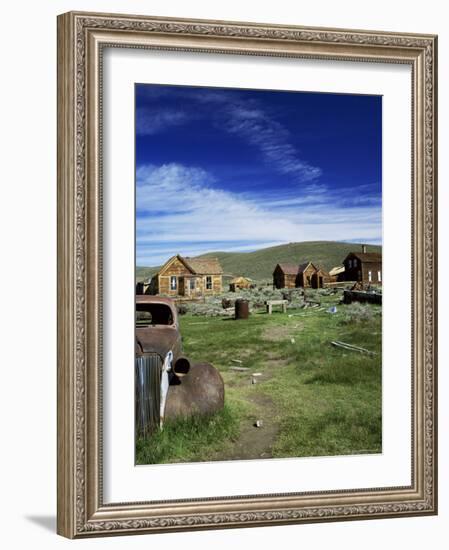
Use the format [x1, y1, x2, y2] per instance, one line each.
[235, 299, 249, 320]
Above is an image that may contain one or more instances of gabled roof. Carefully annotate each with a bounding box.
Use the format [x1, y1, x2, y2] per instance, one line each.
[230, 276, 252, 284]
[275, 263, 301, 275]
[297, 262, 316, 274]
[153, 254, 223, 277]
[184, 257, 223, 275]
[157, 255, 194, 276]
[345, 252, 382, 263]
[275, 262, 317, 275]
[329, 266, 345, 276]
[157, 255, 223, 276]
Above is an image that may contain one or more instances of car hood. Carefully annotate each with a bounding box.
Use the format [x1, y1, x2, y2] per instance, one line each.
[136, 326, 179, 358]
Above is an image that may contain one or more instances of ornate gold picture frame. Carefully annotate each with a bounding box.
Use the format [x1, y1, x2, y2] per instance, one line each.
[57, 11, 437, 538]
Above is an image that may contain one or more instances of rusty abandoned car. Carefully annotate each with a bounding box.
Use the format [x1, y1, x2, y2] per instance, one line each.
[135, 295, 224, 436]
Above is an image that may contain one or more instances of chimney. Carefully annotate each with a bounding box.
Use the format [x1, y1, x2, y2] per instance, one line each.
[362, 244, 367, 254]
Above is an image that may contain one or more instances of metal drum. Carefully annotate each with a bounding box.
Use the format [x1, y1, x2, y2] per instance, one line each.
[235, 299, 250, 320]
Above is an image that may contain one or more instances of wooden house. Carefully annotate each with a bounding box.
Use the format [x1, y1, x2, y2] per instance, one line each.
[273, 262, 329, 289]
[149, 255, 223, 297]
[343, 246, 382, 285]
[310, 267, 329, 289]
[273, 263, 300, 289]
[229, 276, 253, 292]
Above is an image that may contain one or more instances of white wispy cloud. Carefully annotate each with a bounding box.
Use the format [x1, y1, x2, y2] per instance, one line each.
[137, 87, 322, 185]
[136, 107, 190, 135]
[222, 105, 322, 183]
[136, 163, 381, 266]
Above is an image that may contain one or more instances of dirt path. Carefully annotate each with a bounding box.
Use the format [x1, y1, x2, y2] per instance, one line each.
[211, 355, 290, 462]
[216, 392, 279, 461]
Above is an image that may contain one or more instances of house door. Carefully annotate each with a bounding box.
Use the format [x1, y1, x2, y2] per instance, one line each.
[178, 277, 185, 296]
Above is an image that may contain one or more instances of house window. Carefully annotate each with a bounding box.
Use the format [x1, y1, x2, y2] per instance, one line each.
[348, 259, 352, 268]
[368, 271, 372, 282]
[378, 271, 382, 282]
[353, 259, 357, 267]
[189, 278, 196, 290]
[206, 276, 212, 290]
[170, 276, 177, 290]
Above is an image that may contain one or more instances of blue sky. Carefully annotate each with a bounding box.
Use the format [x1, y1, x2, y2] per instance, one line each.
[135, 84, 382, 267]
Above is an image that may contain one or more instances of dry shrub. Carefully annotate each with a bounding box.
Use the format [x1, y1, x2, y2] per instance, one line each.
[341, 302, 375, 324]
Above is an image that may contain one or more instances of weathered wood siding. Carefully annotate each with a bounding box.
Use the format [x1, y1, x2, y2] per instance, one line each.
[274, 264, 322, 289]
[212, 275, 222, 294]
[273, 267, 297, 289]
[300, 265, 316, 288]
[158, 257, 193, 296]
[154, 257, 223, 297]
[328, 271, 346, 283]
[343, 254, 382, 284]
[186, 275, 222, 295]
[311, 269, 331, 288]
[284, 274, 297, 288]
[363, 262, 382, 284]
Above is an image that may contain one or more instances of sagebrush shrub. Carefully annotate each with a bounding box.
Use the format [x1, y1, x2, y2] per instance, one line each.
[342, 302, 375, 323]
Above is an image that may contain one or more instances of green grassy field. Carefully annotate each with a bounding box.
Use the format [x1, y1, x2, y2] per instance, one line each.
[136, 240, 382, 282]
[136, 294, 382, 464]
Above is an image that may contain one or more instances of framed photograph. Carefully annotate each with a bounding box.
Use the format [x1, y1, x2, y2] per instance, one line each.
[57, 11, 438, 538]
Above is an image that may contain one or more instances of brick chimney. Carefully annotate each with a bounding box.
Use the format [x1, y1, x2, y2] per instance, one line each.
[362, 244, 367, 253]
